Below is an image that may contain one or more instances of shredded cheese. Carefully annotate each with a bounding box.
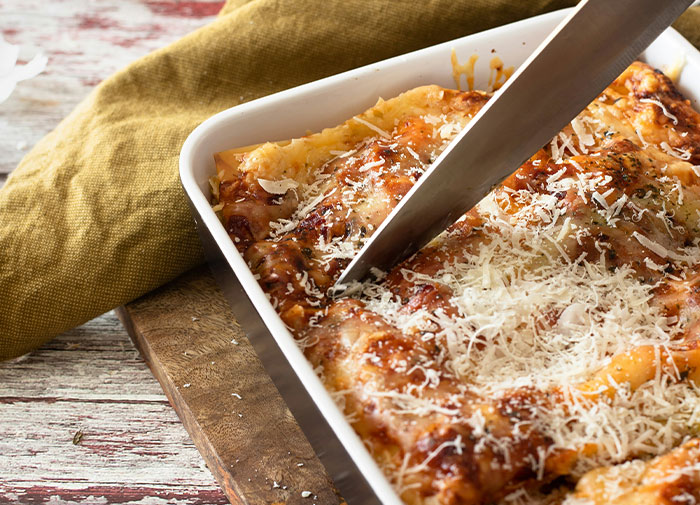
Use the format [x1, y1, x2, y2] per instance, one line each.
[227, 66, 700, 504]
[257, 177, 298, 194]
[353, 116, 391, 139]
[640, 98, 679, 125]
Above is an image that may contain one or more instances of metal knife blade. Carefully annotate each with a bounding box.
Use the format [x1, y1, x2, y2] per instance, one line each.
[336, 0, 695, 289]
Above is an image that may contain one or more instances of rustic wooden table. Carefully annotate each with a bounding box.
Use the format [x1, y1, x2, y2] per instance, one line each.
[0, 1, 230, 503]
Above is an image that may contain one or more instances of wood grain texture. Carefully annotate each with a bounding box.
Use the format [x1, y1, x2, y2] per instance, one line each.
[0, 311, 229, 505]
[1, 1, 232, 502]
[0, 0, 225, 176]
[117, 266, 343, 505]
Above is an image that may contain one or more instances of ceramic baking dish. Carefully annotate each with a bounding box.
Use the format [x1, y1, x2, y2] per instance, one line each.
[180, 8, 700, 504]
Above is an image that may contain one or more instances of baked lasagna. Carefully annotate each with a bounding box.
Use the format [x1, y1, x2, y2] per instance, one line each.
[212, 61, 700, 505]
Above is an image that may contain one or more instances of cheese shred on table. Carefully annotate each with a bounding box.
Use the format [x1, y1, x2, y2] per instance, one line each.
[213, 62, 700, 505]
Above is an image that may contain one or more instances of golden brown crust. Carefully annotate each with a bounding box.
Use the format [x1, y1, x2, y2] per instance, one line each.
[570, 439, 700, 505]
[215, 62, 700, 505]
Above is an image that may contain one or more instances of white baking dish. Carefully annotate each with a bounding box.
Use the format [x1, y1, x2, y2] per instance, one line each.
[180, 8, 700, 504]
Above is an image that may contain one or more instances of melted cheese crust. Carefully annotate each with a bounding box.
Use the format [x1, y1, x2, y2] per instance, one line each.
[214, 62, 700, 505]
[567, 440, 700, 505]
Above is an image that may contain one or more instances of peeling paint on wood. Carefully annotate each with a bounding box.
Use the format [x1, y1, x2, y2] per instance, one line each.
[1, 485, 228, 505]
[0, 0, 225, 176]
[0, 312, 229, 504]
[0, 1, 228, 503]
[144, 1, 226, 17]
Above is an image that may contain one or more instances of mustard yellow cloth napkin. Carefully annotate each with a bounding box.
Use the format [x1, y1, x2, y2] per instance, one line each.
[1, 0, 699, 360]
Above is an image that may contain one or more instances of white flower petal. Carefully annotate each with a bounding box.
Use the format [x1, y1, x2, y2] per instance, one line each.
[7, 52, 48, 82]
[0, 33, 47, 104]
[0, 36, 19, 76]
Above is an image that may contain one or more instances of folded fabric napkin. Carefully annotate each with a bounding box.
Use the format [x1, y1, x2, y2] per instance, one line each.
[1, 0, 699, 360]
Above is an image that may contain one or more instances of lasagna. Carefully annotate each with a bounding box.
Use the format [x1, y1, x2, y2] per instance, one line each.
[212, 61, 700, 505]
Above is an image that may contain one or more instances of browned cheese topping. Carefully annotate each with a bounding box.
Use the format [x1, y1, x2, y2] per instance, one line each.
[213, 62, 700, 505]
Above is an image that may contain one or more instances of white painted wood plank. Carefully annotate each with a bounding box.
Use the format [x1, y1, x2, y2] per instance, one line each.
[1, 402, 212, 486]
[0, 314, 167, 401]
[0, 0, 223, 175]
[0, 1, 229, 502]
[0, 312, 228, 504]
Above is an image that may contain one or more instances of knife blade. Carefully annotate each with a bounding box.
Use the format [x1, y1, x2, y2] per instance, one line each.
[336, 0, 695, 290]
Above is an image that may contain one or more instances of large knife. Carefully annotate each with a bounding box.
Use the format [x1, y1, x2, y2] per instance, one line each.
[336, 0, 695, 289]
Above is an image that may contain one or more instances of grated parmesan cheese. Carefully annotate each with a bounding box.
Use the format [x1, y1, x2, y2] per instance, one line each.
[353, 116, 391, 139]
[229, 69, 700, 504]
[257, 177, 298, 195]
[640, 98, 679, 125]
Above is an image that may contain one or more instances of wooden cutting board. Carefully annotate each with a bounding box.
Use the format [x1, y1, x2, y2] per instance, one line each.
[116, 266, 345, 505]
